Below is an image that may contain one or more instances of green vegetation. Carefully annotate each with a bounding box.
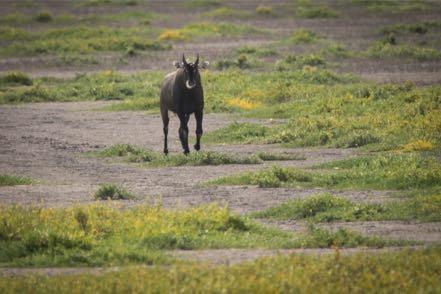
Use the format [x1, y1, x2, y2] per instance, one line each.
[256, 152, 306, 161]
[366, 42, 441, 61]
[0, 26, 168, 56]
[158, 22, 266, 41]
[94, 184, 135, 200]
[185, 0, 222, 8]
[95, 144, 263, 166]
[352, 0, 430, 13]
[94, 144, 304, 166]
[253, 192, 441, 222]
[380, 21, 441, 35]
[289, 28, 320, 44]
[0, 174, 34, 186]
[0, 203, 395, 267]
[2, 248, 439, 293]
[204, 122, 270, 144]
[0, 71, 33, 86]
[0, 12, 75, 25]
[34, 11, 53, 23]
[276, 54, 326, 71]
[82, 0, 141, 6]
[256, 4, 275, 16]
[294, 0, 338, 18]
[0, 11, 156, 26]
[202, 73, 441, 149]
[0, 70, 163, 104]
[209, 153, 441, 190]
[204, 7, 250, 18]
[236, 46, 278, 57]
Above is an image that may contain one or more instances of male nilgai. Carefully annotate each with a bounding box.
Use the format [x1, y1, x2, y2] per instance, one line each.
[160, 54, 209, 154]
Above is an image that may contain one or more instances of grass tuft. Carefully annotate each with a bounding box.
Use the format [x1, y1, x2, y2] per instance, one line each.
[256, 5, 274, 16]
[34, 11, 53, 22]
[94, 184, 135, 200]
[0, 71, 33, 86]
[0, 174, 34, 186]
[290, 28, 320, 44]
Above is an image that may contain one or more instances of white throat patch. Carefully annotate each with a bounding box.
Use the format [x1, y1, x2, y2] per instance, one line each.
[186, 80, 196, 89]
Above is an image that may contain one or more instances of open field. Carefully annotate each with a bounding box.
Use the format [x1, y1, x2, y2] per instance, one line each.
[1, 0, 441, 292]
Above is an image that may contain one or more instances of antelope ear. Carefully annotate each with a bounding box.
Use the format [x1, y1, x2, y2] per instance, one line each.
[200, 61, 210, 69]
[173, 61, 181, 68]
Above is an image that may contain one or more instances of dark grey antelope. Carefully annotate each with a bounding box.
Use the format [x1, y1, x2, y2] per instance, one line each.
[160, 54, 209, 154]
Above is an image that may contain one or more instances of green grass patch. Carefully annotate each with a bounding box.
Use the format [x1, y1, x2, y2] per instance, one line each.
[0, 26, 31, 41]
[236, 46, 278, 57]
[253, 192, 441, 222]
[0, 12, 75, 25]
[204, 6, 251, 18]
[276, 54, 326, 71]
[0, 70, 163, 104]
[294, 1, 339, 18]
[321, 42, 353, 58]
[366, 42, 441, 61]
[289, 28, 320, 44]
[0, 203, 395, 267]
[256, 152, 306, 161]
[82, 0, 141, 6]
[380, 21, 441, 35]
[0, 174, 34, 186]
[352, 0, 431, 13]
[204, 77, 441, 149]
[215, 54, 262, 70]
[204, 122, 270, 144]
[0, 11, 157, 26]
[158, 22, 266, 41]
[3, 247, 439, 292]
[0, 26, 169, 56]
[0, 71, 33, 86]
[34, 11, 53, 23]
[94, 184, 135, 200]
[256, 4, 275, 16]
[185, 0, 222, 8]
[94, 144, 263, 166]
[209, 153, 441, 190]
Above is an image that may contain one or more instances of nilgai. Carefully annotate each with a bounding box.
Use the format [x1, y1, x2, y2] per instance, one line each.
[160, 53, 209, 154]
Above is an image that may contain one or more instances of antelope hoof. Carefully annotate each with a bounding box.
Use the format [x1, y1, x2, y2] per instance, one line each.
[164, 149, 169, 155]
[194, 144, 200, 151]
[183, 149, 190, 155]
